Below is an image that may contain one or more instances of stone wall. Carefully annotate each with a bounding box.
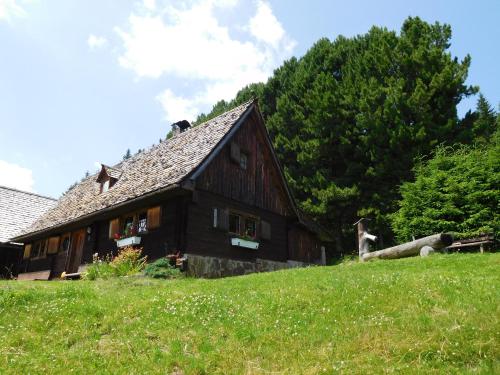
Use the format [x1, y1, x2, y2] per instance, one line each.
[184, 253, 309, 278]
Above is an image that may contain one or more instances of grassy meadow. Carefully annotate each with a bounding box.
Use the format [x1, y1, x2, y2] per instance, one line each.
[0, 253, 498, 374]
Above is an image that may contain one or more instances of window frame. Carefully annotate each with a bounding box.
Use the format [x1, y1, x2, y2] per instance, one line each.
[31, 239, 48, 260]
[227, 209, 259, 240]
[116, 206, 160, 238]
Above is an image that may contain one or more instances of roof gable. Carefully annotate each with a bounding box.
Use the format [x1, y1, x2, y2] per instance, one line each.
[16, 101, 255, 238]
[194, 103, 297, 216]
[96, 165, 123, 183]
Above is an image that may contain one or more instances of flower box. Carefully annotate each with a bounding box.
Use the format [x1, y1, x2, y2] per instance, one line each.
[116, 236, 142, 248]
[231, 237, 259, 250]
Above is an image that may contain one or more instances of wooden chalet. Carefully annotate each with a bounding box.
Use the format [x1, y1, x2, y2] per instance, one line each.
[12, 101, 327, 278]
[0, 186, 57, 277]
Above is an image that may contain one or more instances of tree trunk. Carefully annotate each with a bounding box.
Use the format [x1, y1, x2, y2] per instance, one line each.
[361, 233, 453, 261]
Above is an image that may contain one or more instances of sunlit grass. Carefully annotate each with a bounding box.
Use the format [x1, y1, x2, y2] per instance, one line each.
[0, 253, 498, 374]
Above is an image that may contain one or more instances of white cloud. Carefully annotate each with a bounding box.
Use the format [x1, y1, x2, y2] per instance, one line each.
[0, 0, 26, 22]
[0, 160, 35, 192]
[156, 89, 200, 122]
[87, 34, 108, 50]
[249, 0, 284, 48]
[115, 0, 295, 121]
[142, 0, 155, 11]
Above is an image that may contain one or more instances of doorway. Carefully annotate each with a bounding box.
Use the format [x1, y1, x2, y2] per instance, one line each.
[66, 229, 85, 273]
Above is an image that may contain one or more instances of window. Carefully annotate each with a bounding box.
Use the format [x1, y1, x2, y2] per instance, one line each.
[227, 211, 258, 239]
[123, 216, 134, 237]
[229, 213, 240, 234]
[61, 235, 71, 252]
[31, 240, 47, 259]
[31, 242, 41, 258]
[137, 212, 147, 233]
[110, 206, 160, 239]
[240, 153, 248, 170]
[102, 179, 110, 192]
[244, 217, 256, 238]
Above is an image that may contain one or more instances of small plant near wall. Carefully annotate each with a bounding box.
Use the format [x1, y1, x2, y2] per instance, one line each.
[113, 226, 137, 240]
[144, 258, 184, 279]
[83, 246, 147, 280]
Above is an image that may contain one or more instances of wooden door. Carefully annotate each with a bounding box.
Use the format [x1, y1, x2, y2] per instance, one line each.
[66, 229, 85, 273]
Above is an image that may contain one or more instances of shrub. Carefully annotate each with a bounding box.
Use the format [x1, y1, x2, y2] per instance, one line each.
[144, 257, 183, 279]
[83, 247, 147, 280]
[391, 138, 499, 241]
[111, 246, 147, 277]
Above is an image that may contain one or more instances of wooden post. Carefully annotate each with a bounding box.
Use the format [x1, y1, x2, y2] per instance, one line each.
[320, 246, 326, 265]
[354, 218, 377, 260]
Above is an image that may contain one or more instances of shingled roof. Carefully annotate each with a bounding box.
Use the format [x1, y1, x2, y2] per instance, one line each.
[16, 100, 256, 238]
[0, 186, 57, 243]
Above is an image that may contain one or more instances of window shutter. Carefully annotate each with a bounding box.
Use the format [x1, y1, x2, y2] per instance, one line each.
[213, 208, 229, 231]
[147, 206, 161, 230]
[47, 236, 60, 254]
[261, 220, 271, 240]
[109, 218, 120, 239]
[23, 244, 32, 259]
[230, 142, 240, 163]
[220, 208, 229, 231]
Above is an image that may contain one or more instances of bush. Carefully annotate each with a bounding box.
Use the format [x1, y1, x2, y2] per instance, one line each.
[144, 257, 183, 279]
[111, 246, 147, 277]
[391, 138, 499, 241]
[83, 247, 147, 280]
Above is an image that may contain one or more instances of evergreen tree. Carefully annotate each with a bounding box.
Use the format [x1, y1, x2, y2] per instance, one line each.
[123, 148, 132, 160]
[197, 17, 477, 251]
[391, 138, 499, 241]
[472, 94, 498, 143]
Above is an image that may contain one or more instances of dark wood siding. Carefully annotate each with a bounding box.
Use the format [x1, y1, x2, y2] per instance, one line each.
[23, 196, 184, 275]
[288, 225, 322, 263]
[82, 199, 180, 262]
[196, 113, 293, 217]
[185, 190, 288, 262]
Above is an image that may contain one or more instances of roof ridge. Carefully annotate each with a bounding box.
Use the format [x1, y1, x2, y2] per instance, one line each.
[106, 101, 256, 171]
[0, 185, 57, 201]
[13, 100, 256, 239]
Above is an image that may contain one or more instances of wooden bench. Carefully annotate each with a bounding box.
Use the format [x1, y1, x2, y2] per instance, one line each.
[446, 234, 496, 253]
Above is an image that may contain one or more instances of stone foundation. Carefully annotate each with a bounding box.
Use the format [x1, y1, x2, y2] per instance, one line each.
[184, 253, 309, 278]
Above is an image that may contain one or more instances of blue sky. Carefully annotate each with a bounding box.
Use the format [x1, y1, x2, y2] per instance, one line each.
[0, 0, 498, 198]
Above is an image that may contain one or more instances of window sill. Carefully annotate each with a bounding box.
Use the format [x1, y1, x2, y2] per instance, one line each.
[116, 236, 142, 248]
[231, 237, 259, 250]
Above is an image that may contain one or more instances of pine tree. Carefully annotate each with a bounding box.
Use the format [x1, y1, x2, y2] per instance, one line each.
[123, 148, 132, 160]
[197, 17, 477, 250]
[472, 94, 498, 143]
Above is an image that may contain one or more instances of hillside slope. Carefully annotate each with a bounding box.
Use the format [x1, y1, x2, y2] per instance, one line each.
[0, 253, 498, 374]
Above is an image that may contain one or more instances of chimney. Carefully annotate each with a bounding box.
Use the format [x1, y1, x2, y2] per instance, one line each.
[172, 120, 191, 136]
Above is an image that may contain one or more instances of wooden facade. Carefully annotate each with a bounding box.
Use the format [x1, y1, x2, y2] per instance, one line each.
[16, 102, 327, 278]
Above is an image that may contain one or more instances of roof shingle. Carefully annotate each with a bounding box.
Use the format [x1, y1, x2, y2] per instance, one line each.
[0, 186, 57, 243]
[18, 100, 254, 237]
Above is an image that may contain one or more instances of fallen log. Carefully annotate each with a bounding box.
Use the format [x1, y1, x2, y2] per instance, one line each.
[361, 233, 453, 261]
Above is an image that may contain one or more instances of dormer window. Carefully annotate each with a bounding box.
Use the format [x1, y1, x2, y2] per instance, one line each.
[96, 164, 122, 193]
[102, 179, 110, 192]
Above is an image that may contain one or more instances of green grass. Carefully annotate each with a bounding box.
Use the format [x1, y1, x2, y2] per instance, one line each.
[0, 253, 498, 374]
